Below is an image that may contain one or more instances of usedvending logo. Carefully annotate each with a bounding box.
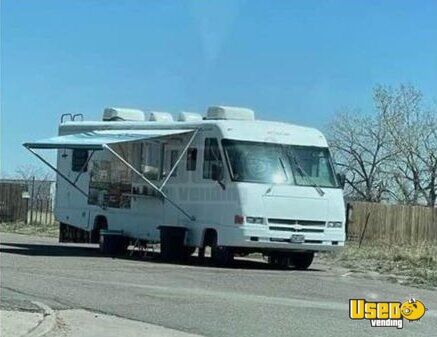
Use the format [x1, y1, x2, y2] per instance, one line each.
[349, 298, 427, 329]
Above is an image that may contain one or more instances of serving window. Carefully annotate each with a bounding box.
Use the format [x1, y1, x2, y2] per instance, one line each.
[88, 144, 132, 208]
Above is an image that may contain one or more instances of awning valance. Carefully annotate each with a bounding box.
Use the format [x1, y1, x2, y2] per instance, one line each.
[23, 129, 194, 150]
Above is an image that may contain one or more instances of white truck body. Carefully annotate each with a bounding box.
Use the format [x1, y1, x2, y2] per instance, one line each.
[25, 107, 346, 255]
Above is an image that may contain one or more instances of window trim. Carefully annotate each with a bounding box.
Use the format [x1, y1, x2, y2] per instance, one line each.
[169, 149, 179, 177]
[186, 147, 197, 171]
[202, 138, 223, 180]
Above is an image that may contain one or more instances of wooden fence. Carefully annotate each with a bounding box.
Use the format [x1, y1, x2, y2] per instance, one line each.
[347, 201, 437, 244]
[27, 198, 56, 225]
[0, 181, 56, 225]
[0, 182, 28, 222]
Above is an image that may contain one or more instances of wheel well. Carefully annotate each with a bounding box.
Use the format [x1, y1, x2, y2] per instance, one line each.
[94, 215, 108, 230]
[90, 215, 108, 243]
[202, 228, 217, 247]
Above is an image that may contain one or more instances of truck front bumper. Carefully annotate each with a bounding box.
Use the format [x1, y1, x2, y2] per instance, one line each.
[218, 224, 346, 252]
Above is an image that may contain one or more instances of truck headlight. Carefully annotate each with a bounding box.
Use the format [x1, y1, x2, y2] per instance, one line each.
[327, 221, 342, 228]
[246, 216, 264, 224]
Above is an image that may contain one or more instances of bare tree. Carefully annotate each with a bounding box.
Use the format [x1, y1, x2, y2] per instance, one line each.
[15, 164, 54, 200]
[329, 84, 437, 206]
[376, 84, 437, 206]
[327, 109, 394, 202]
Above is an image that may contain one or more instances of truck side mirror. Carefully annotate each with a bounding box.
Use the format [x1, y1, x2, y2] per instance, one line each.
[337, 173, 346, 188]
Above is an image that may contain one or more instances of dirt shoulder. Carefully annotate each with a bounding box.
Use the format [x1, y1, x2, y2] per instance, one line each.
[319, 242, 437, 289]
[0, 222, 59, 238]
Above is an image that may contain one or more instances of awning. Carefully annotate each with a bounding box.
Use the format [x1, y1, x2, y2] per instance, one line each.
[23, 129, 194, 150]
[24, 127, 199, 221]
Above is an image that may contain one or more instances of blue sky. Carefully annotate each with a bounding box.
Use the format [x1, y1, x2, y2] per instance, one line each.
[1, 0, 437, 176]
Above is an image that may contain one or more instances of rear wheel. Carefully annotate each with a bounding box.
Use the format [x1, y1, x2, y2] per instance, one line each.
[211, 235, 234, 266]
[289, 252, 314, 270]
[160, 227, 187, 261]
[99, 231, 128, 256]
[91, 216, 108, 243]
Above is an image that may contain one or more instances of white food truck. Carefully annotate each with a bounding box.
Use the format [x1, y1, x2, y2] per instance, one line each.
[24, 106, 346, 269]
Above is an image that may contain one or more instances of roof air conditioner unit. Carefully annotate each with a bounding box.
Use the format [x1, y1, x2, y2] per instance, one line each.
[103, 108, 145, 121]
[206, 106, 255, 120]
[145, 111, 174, 122]
[177, 112, 203, 122]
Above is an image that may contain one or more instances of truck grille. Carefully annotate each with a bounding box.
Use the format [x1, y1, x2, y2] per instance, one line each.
[268, 218, 325, 227]
[269, 226, 324, 233]
[269, 238, 323, 244]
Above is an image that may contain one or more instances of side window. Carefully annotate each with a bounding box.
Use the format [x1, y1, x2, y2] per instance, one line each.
[203, 138, 222, 179]
[141, 143, 161, 180]
[72, 149, 88, 172]
[186, 148, 197, 171]
[170, 150, 179, 177]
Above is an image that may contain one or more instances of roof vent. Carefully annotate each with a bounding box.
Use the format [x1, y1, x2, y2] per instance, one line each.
[103, 107, 145, 121]
[206, 106, 255, 120]
[145, 111, 174, 122]
[177, 112, 203, 122]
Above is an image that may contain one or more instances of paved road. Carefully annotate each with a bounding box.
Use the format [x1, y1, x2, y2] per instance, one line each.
[1, 233, 436, 337]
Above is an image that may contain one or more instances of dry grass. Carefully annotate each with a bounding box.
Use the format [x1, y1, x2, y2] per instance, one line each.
[320, 241, 437, 289]
[0, 221, 59, 238]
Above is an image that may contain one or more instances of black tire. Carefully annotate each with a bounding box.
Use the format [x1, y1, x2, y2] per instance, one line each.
[91, 217, 108, 244]
[120, 237, 130, 254]
[290, 252, 314, 270]
[99, 232, 128, 256]
[267, 253, 290, 269]
[211, 236, 234, 266]
[160, 227, 187, 261]
[197, 247, 206, 261]
[99, 233, 105, 253]
[181, 246, 196, 260]
[91, 227, 101, 244]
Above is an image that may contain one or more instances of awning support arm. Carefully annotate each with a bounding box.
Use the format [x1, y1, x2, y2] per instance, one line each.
[73, 150, 95, 184]
[24, 146, 89, 199]
[102, 144, 196, 222]
[159, 129, 199, 191]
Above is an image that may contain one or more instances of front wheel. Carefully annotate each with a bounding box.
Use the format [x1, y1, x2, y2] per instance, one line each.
[267, 253, 290, 269]
[289, 252, 314, 270]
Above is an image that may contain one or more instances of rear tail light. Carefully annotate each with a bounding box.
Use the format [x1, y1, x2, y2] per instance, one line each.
[234, 215, 265, 225]
[234, 215, 244, 225]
